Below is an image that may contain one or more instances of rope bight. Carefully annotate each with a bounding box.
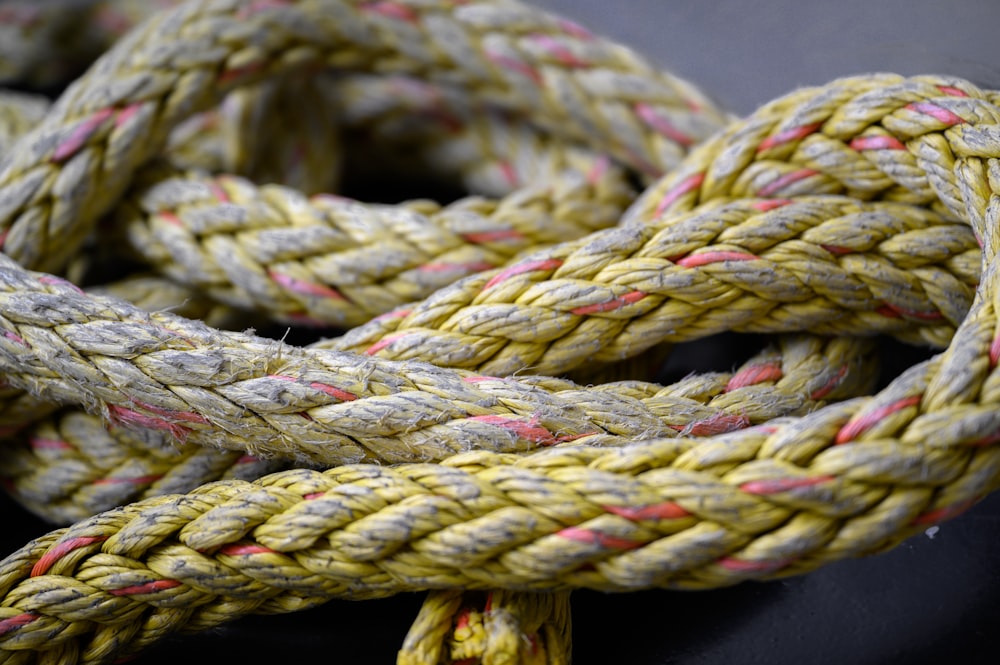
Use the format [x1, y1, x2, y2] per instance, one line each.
[0, 1, 998, 663]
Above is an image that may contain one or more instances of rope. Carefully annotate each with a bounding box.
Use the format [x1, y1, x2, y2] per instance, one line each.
[0, 1, 997, 663]
[165, 72, 345, 195]
[120, 157, 632, 327]
[2, 417, 998, 660]
[0, 0, 726, 273]
[0, 266, 879, 465]
[398, 590, 571, 664]
[325, 194, 978, 374]
[1, 335, 874, 524]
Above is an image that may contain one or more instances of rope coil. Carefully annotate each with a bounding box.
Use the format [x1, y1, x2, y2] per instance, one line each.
[0, 1, 998, 663]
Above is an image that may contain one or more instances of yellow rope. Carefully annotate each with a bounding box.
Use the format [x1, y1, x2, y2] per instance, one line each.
[399, 589, 571, 665]
[0, 0, 726, 273]
[1, 335, 874, 525]
[325, 195, 977, 372]
[0, 1, 997, 664]
[119, 158, 632, 327]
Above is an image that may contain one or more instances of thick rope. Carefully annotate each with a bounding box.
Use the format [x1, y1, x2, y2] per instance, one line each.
[0, 2, 998, 664]
[0, 266, 878, 466]
[1, 410, 997, 661]
[87, 274, 254, 332]
[1, 74, 633, 333]
[399, 589, 571, 665]
[1, 335, 874, 525]
[120, 158, 632, 327]
[624, 74, 1000, 224]
[0, 0, 726, 273]
[326, 194, 977, 373]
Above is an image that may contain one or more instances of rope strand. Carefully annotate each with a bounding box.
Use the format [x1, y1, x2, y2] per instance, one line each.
[0, 334, 874, 524]
[0, 2, 999, 664]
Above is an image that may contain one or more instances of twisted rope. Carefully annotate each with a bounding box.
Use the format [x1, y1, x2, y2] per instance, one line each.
[398, 589, 571, 665]
[1, 407, 997, 660]
[327, 194, 978, 373]
[0, 262, 879, 466]
[1, 334, 873, 524]
[120, 157, 632, 327]
[0, 0, 725, 273]
[0, 1, 997, 664]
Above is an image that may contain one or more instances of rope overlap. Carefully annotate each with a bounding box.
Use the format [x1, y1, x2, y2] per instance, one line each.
[0, 1, 997, 664]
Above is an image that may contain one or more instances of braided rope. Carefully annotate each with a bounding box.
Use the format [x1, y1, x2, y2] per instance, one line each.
[0, 92, 49, 156]
[120, 160, 632, 327]
[1, 23, 704, 658]
[0, 0, 726, 273]
[1, 69, 633, 333]
[0, 1, 997, 663]
[1, 409, 998, 660]
[399, 589, 571, 665]
[87, 274, 254, 331]
[327, 194, 978, 373]
[0, 335, 873, 524]
[0, 264, 879, 465]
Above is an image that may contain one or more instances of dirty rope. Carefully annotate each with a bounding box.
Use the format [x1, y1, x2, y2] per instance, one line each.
[0, 1, 998, 664]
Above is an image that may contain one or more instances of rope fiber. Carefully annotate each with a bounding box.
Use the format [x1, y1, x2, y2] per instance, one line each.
[0, 1, 999, 663]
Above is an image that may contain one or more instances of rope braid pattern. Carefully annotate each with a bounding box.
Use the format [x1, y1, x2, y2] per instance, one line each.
[327, 195, 979, 373]
[1, 335, 874, 525]
[0, 264, 879, 466]
[0, 53, 868, 655]
[0, 0, 726, 273]
[120, 160, 632, 327]
[1, 402, 998, 662]
[0, 74, 631, 333]
[625, 74, 1000, 223]
[0, 1, 997, 664]
[398, 589, 571, 665]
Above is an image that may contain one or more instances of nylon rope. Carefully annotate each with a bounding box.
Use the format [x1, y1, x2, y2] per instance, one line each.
[0, 1, 998, 664]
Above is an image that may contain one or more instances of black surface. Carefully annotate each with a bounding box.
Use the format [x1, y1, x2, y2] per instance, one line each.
[5, 1, 1000, 663]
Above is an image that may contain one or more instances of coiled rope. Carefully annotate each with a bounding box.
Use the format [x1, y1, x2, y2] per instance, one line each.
[0, 1, 999, 663]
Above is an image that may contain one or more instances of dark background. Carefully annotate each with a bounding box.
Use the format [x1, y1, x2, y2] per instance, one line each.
[5, 0, 1000, 663]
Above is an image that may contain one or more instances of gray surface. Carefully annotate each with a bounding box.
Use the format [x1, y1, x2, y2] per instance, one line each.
[534, 0, 1000, 115]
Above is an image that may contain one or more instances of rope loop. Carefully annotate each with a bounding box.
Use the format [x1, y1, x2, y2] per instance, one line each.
[0, 1, 997, 663]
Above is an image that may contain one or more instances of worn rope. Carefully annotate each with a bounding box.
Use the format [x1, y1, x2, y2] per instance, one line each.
[1, 408, 998, 661]
[0, 73, 633, 334]
[326, 76, 997, 375]
[0, 1, 998, 664]
[87, 274, 254, 332]
[0, 0, 726, 273]
[120, 157, 632, 327]
[0, 264, 879, 466]
[326, 194, 977, 373]
[398, 589, 571, 665]
[0, 334, 874, 525]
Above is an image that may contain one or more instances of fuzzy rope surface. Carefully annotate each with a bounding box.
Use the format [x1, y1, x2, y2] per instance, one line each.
[0, 260, 877, 466]
[0, 0, 726, 273]
[0, 1, 999, 664]
[1, 335, 875, 524]
[120, 158, 633, 327]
